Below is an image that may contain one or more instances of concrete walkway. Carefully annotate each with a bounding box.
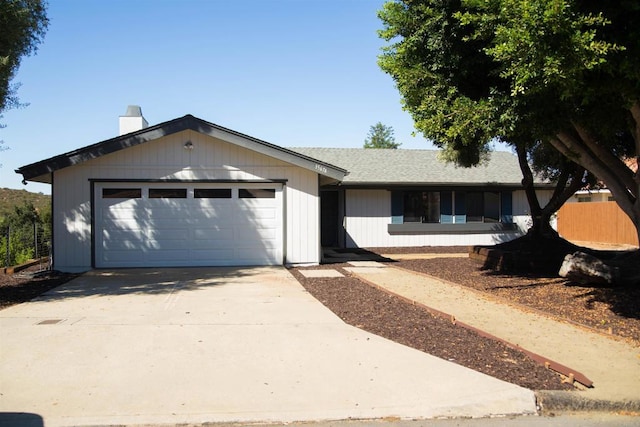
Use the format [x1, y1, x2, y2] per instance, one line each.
[0, 267, 536, 427]
[346, 260, 640, 411]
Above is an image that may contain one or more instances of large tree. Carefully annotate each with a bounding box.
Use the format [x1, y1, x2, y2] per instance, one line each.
[378, 0, 640, 243]
[364, 122, 401, 149]
[0, 0, 49, 113]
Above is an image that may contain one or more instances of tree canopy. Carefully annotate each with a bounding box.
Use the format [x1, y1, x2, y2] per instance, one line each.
[378, 0, 640, 241]
[0, 0, 49, 113]
[364, 122, 401, 149]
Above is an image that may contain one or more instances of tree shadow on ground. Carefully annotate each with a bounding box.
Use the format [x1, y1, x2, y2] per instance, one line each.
[572, 284, 640, 320]
[475, 233, 640, 317]
[478, 260, 640, 321]
[0, 266, 275, 308]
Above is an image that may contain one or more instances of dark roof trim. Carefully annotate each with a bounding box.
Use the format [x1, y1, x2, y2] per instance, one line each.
[321, 182, 555, 190]
[88, 178, 289, 184]
[16, 114, 348, 183]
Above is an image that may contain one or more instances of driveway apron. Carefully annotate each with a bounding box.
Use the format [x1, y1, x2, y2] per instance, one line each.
[0, 267, 536, 426]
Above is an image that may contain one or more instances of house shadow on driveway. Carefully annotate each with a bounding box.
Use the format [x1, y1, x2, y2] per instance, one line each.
[322, 248, 395, 264]
[29, 266, 277, 303]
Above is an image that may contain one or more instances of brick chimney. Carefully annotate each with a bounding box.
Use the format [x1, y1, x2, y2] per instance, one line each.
[118, 105, 148, 135]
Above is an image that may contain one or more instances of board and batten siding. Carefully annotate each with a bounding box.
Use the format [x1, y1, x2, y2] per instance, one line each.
[343, 188, 555, 248]
[52, 130, 320, 272]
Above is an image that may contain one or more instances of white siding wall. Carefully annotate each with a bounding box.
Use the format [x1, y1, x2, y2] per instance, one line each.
[344, 189, 392, 247]
[565, 190, 611, 203]
[52, 130, 320, 272]
[344, 189, 555, 248]
[512, 189, 556, 232]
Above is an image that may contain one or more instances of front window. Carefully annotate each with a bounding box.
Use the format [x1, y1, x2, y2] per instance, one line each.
[467, 191, 500, 223]
[392, 190, 507, 224]
[403, 191, 440, 223]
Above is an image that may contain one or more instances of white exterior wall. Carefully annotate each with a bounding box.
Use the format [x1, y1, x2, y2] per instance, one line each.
[566, 189, 612, 203]
[52, 130, 319, 272]
[512, 189, 556, 231]
[343, 188, 555, 248]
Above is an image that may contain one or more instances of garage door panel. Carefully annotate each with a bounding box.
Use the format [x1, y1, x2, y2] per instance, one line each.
[235, 248, 278, 262]
[190, 240, 234, 250]
[101, 200, 140, 210]
[236, 227, 278, 240]
[101, 215, 142, 229]
[147, 226, 189, 240]
[192, 228, 234, 241]
[101, 249, 145, 263]
[102, 228, 145, 240]
[191, 208, 232, 220]
[146, 212, 194, 223]
[190, 249, 235, 261]
[236, 240, 279, 250]
[236, 206, 276, 218]
[101, 238, 146, 251]
[143, 249, 191, 262]
[96, 183, 283, 268]
[145, 239, 191, 250]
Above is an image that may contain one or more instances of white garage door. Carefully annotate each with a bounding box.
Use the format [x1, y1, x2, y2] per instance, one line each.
[94, 183, 283, 268]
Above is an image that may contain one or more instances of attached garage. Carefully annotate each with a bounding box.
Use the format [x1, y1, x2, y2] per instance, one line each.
[94, 182, 284, 268]
[15, 108, 346, 272]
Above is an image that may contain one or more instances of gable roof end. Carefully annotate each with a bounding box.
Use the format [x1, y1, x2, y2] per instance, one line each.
[15, 115, 348, 184]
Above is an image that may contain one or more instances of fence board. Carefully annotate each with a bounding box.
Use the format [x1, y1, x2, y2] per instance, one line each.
[557, 202, 638, 246]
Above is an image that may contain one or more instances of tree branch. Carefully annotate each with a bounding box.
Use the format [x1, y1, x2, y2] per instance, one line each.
[549, 136, 637, 220]
[542, 164, 585, 216]
[571, 122, 636, 191]
[555, 131, 635, 197]
[515, 144, 541, 215]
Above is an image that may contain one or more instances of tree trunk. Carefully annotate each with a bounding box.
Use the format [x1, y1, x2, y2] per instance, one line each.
[514, 143, 582, 239]
[548, 132, 640, 242]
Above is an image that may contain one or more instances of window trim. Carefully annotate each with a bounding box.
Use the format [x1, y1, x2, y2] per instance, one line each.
[388, 222, 518, 234]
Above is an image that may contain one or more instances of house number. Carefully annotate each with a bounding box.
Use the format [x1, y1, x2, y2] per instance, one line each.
[315, 164, 327, 173]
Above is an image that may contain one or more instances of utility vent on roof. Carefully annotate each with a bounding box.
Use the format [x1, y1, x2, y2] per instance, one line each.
[118, 105, 149, 136]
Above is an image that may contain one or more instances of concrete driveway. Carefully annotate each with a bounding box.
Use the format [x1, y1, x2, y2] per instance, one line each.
[0, 267, 535, 426]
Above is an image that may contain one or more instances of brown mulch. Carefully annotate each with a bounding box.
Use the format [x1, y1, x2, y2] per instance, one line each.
[0, 265, 78, 310]
[393, 257, 640, 345]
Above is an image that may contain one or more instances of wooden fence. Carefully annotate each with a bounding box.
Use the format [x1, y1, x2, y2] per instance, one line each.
[557, 201, 639, 247]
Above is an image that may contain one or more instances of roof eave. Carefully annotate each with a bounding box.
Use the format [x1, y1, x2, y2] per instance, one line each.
[15, 115, 348, 183]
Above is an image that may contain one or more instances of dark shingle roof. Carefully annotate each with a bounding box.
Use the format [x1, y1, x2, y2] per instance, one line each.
[290, 147, 539, 187]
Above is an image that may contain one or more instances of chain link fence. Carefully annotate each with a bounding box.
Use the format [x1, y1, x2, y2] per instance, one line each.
[1, 222, 52, 271]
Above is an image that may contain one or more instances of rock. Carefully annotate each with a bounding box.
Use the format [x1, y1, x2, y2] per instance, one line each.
[558, 251, 619, 285]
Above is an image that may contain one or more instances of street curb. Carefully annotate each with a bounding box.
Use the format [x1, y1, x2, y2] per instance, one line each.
[536, 390, 640, 414]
